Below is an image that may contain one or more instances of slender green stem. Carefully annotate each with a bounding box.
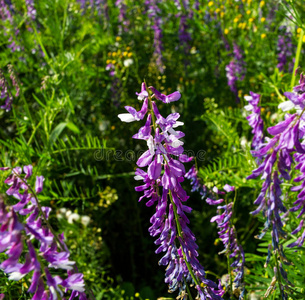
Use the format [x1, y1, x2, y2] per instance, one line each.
[185, 279, 194, 300]
[272, 85, 286, 102]
[274, 252, 284, 299]
[291, 28, 304, 89]
[168, 191, 201, 288]
[145, 80, 157, 132]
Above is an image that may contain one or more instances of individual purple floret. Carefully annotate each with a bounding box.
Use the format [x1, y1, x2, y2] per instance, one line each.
[0, 166, 87, 299]
[225, 44, 246, 101]
[119, 83, 225, 299]
[207, 185, 245, 297]
[244, 91, 264, 150]
[277, 27, 295, 73]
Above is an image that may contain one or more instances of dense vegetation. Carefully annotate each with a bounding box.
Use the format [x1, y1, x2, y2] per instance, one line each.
[1, 1, 305, 299]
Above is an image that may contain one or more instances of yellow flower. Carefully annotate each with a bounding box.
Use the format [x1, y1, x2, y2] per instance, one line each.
[297, 27, 302, 33]
[116, 36, 121, 41]
[106, 59, 111, 64]
[249, 17, 254, 23]
[260, 0, 265, 7]
[127, 52, 132, 57]
[220, 11, 225, 18]
[126, 46, 131, 51]
[208, 1, 213, 6]
[246, 10, 251, 15]
[224, 28, 229, 34]
[261, 17, 266, 22]
[135, 293, 140, 298]
[234, 17, 239, 23]
[215, 8, 220, 13]
[261, 33, 266, 39]
[303, 35, 305, 43]
[112, 52, 117, 57]
[123, 51, 128, 56]
[112, 60, 116, 64]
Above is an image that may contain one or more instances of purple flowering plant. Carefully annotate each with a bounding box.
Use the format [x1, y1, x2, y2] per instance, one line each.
[0, 166, 88, 299]
[119, 82, 226, 299]
[242, 70, 305, 299]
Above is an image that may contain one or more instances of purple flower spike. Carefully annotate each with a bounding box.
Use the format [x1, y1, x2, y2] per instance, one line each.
[225, 44, 246, 101]
[245, 73, 305, 259]
[208, 187, 245, 292]
[244, 91, 264, 151]
[119, 82, 224, 299]
[0, 165, 88, 299]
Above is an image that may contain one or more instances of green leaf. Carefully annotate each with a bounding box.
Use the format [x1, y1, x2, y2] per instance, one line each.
[49, 122, 67, 146]
[66, 121, 80, 134]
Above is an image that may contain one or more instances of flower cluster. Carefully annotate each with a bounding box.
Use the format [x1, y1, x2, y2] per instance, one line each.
[174, 0, 192, 52]
[207, 185, 245, 299]
[244, 91, 264, 150]
[0, 1, 21, 53]
[145, 0, 164, 73]
[0, 166, 87, 299]
[225, 44, 246, 100]
[1, 66, 20, 112]
[26, 0, 37, 21]
[245, 74, 305, 297]
[185, 165, 207, 198]
[116, 0, 129, 35]
[119, 83, 224, 299]
[277, 27, 294, 73]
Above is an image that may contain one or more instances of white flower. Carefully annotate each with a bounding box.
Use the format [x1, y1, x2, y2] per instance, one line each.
[68, 213, 80, 224]
[9, 272, 26, 281]
[123, 59, 134, 67]
[118, 113, 137, 123]
[81, 216, 91, 227]
[278, 101, 295, 112]
[59, 208, 67, 214]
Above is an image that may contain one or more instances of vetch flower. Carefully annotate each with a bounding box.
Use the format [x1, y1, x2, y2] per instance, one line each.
[118, 98, 148, 122]
[225, 44, 246, 101]
[207, 185, 245, 295]
[149, 86, 181, 103]
[244, 91, 264, 150]
[119, 83, 224, 300]
[0, 166, 88, 299]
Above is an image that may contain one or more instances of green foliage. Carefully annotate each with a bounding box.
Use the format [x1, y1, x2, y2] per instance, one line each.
[1, 0, 305, 299]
